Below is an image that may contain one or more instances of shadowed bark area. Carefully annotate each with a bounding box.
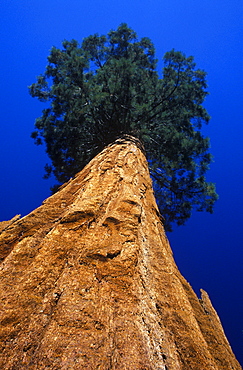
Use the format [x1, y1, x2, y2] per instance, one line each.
[0, 137, 241, 369]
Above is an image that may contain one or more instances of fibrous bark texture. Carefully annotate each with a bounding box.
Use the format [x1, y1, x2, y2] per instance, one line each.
[0, 138, 241, 369]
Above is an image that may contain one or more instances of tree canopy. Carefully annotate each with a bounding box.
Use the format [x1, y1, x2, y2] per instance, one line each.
[29, 23, 218, 231]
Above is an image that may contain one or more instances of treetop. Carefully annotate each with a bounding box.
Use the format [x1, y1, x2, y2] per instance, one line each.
[29, 23, 218, 230]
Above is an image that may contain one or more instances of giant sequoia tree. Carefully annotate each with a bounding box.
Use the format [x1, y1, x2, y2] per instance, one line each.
[29, 23, 218, 230]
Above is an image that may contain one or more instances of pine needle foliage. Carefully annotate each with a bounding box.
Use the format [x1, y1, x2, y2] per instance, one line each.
[29, 23, 218, 230]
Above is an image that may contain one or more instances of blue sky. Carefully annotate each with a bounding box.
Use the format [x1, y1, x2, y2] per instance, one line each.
[1, 0, 242, 364]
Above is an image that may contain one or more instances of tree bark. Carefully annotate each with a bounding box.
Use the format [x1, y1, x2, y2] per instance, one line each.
[0, 137, 241, 369]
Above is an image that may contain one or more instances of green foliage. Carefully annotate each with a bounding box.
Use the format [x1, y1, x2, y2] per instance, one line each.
[29, 23, 218, 231]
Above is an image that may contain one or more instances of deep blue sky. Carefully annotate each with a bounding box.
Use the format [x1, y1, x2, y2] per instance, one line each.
[1, 0, 242, 365]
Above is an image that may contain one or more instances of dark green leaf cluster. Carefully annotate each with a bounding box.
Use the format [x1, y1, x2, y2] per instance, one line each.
[29, 23, 218, 231]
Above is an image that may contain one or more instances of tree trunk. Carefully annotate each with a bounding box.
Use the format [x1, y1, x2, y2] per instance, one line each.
[0, 137, 241, 369]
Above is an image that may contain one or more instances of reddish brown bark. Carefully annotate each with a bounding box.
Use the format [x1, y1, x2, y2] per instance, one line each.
[0, 138, 241, 369]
